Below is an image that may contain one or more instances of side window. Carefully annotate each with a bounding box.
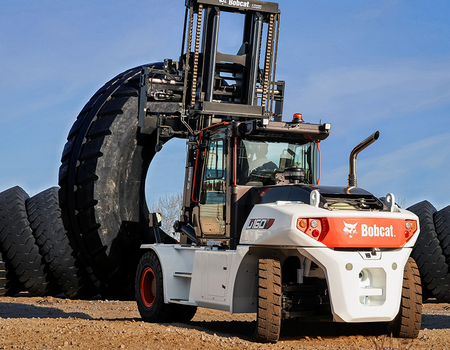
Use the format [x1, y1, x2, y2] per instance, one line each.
[205, 140, 225, 181]
[200, 137, 226, 235]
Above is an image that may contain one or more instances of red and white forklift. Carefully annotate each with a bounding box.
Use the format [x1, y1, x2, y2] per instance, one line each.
[134, 0, 422, 342]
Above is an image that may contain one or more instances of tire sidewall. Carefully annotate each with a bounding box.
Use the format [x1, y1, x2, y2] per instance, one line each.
[93, 104, 151, 249]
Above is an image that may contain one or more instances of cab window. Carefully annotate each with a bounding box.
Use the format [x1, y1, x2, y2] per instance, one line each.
[199, 134, 226, 235]
[236, 140, 318, 186]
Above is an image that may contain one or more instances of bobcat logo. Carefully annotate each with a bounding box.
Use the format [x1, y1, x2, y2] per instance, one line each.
[343, 221, 358, 238]
[218, 0, 227, 3]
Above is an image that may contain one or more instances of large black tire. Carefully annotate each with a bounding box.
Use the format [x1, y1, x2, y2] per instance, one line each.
[26, 187, 98, 298]
[135, 251, 197, 323]
[407, 201, 450, 302]
[387, 257, 422, 338]
[255, 258, 282, 343]
[0, 251, 22, 296]
[0, 186, 53, 296]
[58, 64, 169, 299]
[434, 205, 450, 265]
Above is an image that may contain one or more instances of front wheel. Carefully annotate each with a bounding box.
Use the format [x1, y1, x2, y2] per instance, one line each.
[136, 251, 171, 322]
[135, 251, 197, 323]
[387, 257, 422, 338]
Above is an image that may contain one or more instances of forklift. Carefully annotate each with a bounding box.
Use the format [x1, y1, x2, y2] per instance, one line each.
[135, 0, 422, 342]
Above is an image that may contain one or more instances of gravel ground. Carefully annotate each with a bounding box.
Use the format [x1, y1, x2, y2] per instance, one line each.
[0, 296, 448, 349]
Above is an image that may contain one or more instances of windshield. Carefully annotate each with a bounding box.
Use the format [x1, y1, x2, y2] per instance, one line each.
[236, 139, 318, 186]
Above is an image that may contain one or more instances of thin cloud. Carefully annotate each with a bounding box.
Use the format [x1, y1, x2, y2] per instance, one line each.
[295, 60, 450, 123]
[353, 0, 402, 21]
[322, 132, 450, 208]
[359, 133, 450, 184]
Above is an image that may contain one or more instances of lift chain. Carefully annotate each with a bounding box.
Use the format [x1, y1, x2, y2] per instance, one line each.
[261, 13, 274, 109]
[191, 3, 204, 108]
[269, 14, 280, 115]
[182, 6, 194, 113]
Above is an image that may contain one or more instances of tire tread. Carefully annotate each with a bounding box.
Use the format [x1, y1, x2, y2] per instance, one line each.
[26, 187, 98, 298]
[0, 186, 53, 296]
[255, 258, 281, 343]
[407, 201, 450, 302]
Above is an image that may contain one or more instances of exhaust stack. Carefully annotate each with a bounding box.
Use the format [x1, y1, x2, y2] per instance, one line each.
[348, 131, 380, 187]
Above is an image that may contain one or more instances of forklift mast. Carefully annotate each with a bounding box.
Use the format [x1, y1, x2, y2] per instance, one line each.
[181, 0, 284, 124]
[138, 0, 284, 140]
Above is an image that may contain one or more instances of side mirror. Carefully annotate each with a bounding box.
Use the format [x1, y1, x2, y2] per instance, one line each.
[149, 212, 162, 227]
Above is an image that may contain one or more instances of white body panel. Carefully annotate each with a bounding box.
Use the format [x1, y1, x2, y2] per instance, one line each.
[300, 247, 410, 322]
[141, 201, 420, 323]
[140, 244, 199, 306]
[141, 244, 259, 313]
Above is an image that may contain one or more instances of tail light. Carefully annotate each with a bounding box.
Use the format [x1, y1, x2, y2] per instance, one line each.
[405, 220, 418, 242]
[297, 218, 329, 242]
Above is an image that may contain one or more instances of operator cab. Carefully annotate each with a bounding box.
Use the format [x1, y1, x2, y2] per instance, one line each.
[177, 119, 329, 248]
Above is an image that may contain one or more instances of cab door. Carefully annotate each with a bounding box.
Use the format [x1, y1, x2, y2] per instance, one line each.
[199, 131, 227, 237]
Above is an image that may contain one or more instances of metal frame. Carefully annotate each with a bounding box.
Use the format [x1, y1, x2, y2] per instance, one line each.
[137, 0, 284, 143]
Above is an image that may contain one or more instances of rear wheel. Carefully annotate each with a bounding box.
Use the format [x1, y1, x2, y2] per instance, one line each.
[255, 258, 282, 343]
[387, 257, 422, 338]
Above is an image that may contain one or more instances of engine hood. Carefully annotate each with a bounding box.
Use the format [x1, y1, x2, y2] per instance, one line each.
[248, 185, 384, 211]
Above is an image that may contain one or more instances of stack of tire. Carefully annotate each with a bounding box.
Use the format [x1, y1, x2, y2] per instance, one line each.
[0, 186, 97, 298]
[407, 201, 450, 302]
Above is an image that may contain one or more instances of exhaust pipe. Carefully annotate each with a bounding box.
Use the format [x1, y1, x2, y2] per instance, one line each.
[348, 131, 380, 187]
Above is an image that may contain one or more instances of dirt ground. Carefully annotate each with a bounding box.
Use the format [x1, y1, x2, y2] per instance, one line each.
[0, 295, 449, 350]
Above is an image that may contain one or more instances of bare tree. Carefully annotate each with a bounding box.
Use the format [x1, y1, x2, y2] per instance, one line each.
[149, 193, 183, 240]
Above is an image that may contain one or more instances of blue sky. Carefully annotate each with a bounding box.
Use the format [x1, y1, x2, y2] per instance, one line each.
[1, 0, 449, 210]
